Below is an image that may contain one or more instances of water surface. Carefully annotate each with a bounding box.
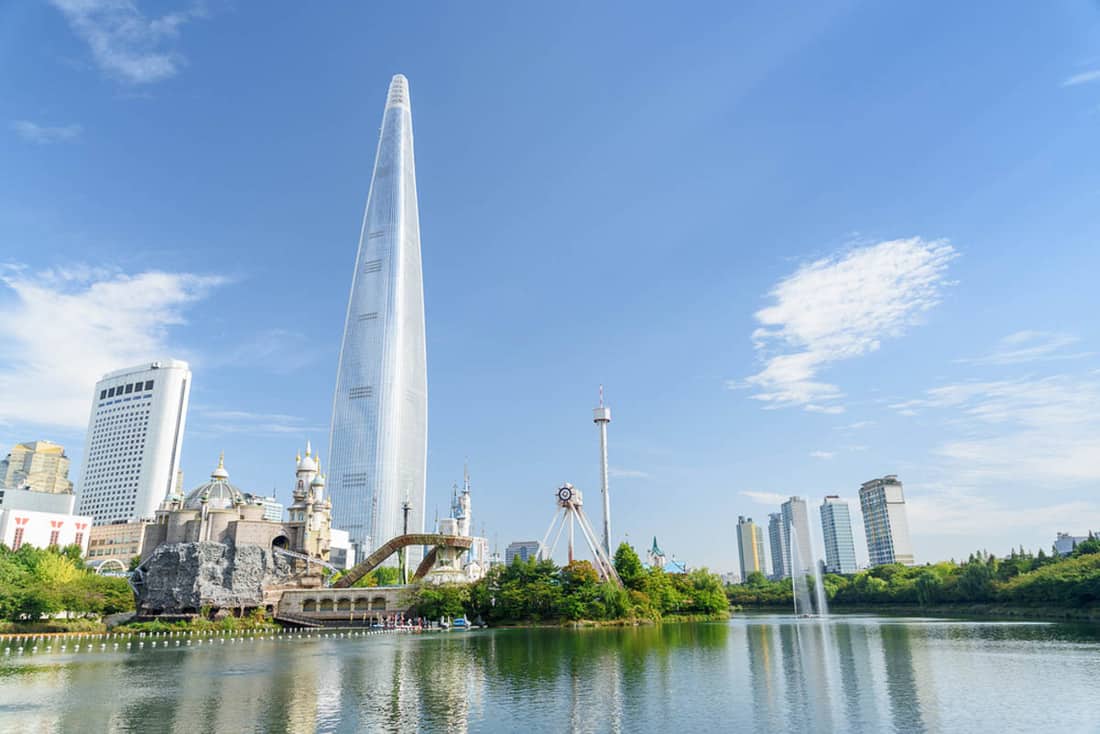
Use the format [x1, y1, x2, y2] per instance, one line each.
[1, 615, 1098, 733]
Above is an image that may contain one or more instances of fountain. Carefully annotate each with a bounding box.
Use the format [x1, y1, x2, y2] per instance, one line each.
[790, 526, 829, 617]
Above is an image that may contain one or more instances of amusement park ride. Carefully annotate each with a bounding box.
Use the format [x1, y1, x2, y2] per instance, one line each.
[538, 483, 622, 586]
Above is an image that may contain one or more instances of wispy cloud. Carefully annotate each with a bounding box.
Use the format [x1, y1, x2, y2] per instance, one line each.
[608, 467, 650, 479]
[834, 420, 874, 430]
[809, 450, 834, 460]
[0, 264, 224, 428]
[190, 407, 324, 437]
[1063, 69, 1100, 87]
[205, 328, 316, 375]
[734, 238, 956, 413]
[908, 490, 1100, 540]
[893, 374, 1100, 483]
[740, 490, 787, 506]
[50, 0, 205, 84]
[956, 331, 1091, 366]
[10, 120, 83, 144]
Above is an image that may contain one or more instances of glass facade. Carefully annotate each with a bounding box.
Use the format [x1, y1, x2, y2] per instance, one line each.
[859, 475, 915, 566]
[820, 496, 858, 574]
[328, 75, 428, 562]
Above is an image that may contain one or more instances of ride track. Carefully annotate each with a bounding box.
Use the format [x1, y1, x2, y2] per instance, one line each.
[332, 533, 474, 588]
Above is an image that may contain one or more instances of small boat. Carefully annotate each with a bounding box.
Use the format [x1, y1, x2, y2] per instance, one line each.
[452, 617, 469, 629]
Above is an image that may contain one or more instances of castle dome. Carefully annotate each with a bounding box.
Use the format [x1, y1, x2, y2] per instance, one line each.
[183, 454, 247, 510]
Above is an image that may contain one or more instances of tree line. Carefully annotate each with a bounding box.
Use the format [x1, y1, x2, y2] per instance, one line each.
[727, 539, 1100, 610]
[407, 542, 729, 623]
[0, 544, 133, 626]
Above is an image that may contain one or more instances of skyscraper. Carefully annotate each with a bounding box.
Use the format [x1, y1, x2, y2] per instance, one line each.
[859, 475, 915, 566]
[76, 360, 191, 525]
[736, 515, 767, 580]
[820, 495, 858, 574]
[0, 440, 73, 493]
[781, 496, 815, 576]
[768, 512, 789, 580]
[328, 74, 428, 560]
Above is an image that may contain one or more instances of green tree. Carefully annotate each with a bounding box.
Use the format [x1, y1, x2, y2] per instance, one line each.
[613, 543, 645, 590]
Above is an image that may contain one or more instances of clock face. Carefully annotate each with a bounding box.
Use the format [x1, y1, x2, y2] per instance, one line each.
[557, 486, 573, 502]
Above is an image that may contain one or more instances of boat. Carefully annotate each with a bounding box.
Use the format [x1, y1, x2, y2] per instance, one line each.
[452, 617, 469, 629]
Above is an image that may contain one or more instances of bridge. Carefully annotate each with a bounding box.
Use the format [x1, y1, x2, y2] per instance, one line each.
[333, 533, 473, 588]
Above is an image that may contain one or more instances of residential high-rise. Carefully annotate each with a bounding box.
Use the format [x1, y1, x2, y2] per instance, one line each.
[820, 495, 858, 574]
[859, 475, 915, 566]
[768, 512, 789, 579]
[505, 540, 542, 566]
[736, 515, 767, 580]
[328, 74, 428, 562]
[0, 440, 73, 493]
[781, 496, 815, 576]
[76, 360, 191, 525]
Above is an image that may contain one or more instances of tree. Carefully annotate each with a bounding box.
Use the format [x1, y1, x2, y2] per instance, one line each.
[613, 543, 645, 590]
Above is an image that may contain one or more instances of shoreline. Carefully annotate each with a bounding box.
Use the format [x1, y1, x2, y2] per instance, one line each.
[733, 604, 1100, 624]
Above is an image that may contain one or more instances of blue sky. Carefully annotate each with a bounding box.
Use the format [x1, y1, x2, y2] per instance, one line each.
[2, 1, 1100, 572]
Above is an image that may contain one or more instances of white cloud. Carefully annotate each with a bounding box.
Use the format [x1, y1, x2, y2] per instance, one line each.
[893, 374, 1100, 483]
[809, 450, 834, 459]
[1063, 69, 1100, 87]
[189, 408, 324, 436]
[10, 120, 83, 144]
[908, 491, 1100, 541]
[834, 420, 874, 430]
[740, 490, 787, 506]
[608, 467, 649, 479]
[738, 237, 956, 412]
[956, 331, 1090, 366]
[50, 0, 204, 84]
[0, 265, 223, 429]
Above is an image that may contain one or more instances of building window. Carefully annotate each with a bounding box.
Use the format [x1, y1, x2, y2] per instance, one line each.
[125, 383, 133, 394]
[108, 387, 116, 397]
[49, 530, 60, 547]
[349, 386, 373, 399]
[100, 390, 107, 400]
[74, 533, 83, 547]
[12, 528, 24, 550]
[362, 259, 383, 273]
[145, 380, 154, 390]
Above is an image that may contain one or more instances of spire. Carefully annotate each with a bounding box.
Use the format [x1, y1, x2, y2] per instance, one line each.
[211, 452, 228, 480]
[463, 459, 470, 494]
[305, 440, 312, 457]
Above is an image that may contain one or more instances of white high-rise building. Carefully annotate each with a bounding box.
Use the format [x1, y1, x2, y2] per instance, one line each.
[76, 360, 191, 526]
[328, 74, 428, 562]
[859, 475, 915, 566]
[820, 495, 858, 574]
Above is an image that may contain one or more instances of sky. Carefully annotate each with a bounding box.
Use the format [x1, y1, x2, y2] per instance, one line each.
[2, 1, 1100, 574]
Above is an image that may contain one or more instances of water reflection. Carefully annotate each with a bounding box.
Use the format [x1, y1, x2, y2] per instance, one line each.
[2, 618, 1100, 733]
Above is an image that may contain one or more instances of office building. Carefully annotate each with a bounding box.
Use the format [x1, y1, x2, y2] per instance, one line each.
[736, 515, 767, 580]
[859, 475, 915, 566]
[820, 495, 858, 574]
[76, 360, 191, 525]
[328, 74, 428, 562]
[87, 521, 150, 566]
[255, 495, 285, 523]
[505, 540, 542, 565]
[0, 440, 73, 493]
[768, 512, 789, 579]
[1054, 532, 1097, 556]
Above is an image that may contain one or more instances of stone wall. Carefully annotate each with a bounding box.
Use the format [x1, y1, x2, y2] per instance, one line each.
[135, 541, 295, 614]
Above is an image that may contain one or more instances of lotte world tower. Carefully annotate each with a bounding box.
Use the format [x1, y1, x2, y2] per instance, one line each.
[328, 74, 427, 561]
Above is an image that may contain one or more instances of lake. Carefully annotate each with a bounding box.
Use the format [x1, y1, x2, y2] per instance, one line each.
[1, 614, 1099, 733]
